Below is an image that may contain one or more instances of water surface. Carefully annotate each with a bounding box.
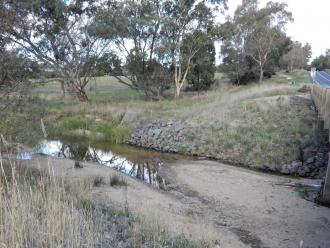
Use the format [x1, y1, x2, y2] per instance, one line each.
[33, 139, 184, 188]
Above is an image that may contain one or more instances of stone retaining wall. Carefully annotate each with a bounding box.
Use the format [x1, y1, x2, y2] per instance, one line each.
[126, 119, 328, 178]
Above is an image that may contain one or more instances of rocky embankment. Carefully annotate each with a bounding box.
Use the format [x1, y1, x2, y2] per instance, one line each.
[126, 120, 189, 153]
[280, 145, 329, 178]
[126, 119, 329, 179]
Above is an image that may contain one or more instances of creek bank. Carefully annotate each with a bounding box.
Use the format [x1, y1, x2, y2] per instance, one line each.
[17, 154, 330, 248]
[126, 119, 329, 179]
[279, 145, 329, 178]
[126, 119, 246, 163]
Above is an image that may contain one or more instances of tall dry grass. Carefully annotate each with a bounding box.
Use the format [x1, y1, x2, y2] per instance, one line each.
[0, 158, 205, 248]
[0, 159, 106, 248]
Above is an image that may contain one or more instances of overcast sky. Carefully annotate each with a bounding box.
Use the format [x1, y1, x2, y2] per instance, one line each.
[219, 0, 329, 59]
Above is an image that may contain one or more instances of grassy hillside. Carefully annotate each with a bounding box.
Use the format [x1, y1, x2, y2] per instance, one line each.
[2, 70, 316, 171]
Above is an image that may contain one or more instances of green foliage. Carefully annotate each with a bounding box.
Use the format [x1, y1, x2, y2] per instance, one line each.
[280, 42, 312, 71]
[93, 52, 123, 77]
[62, 117, 92, 131]
[103, 204, 130, 218]
[0, 103, 46, 146]
[52, 114, 130, 144]
[111, 126, 130, 144]
[77, 199, 96, 214]
[0, 48, 33, 112]
[88, 90, 143, 102]
[311, 49, 330, 70]
[185, 36, 216, 91]
[0, 0, 110, 102]
[289, 70, 310, 84]
[219, 0, 293, 84]
[90, 0, 226, 98]
[294, 187, 309, 199]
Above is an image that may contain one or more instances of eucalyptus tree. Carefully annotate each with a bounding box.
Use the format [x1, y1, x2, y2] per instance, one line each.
[0, 10, 33, 112]
[233, 0, 293, 82]
[220, 20, 250, 85]
[160, 0, 227, 97]
[184, 32, 216, 91]
[91, 0, 226, 98]
[0, 0, 111, 102]
[90, 0, 171, 99]
[0, 48, 33, 113]
[281, 42, 312, 72]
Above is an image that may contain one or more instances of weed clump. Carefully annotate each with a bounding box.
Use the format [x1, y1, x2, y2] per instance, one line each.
[93, 175, 105, 187]
[110, 174, 128, 187]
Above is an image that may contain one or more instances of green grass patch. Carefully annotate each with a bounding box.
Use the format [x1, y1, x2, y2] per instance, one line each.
[61, 116, 92, 130]
[51, 115, 131, 144]
[0, 103, 47, 146]
[103, 204, 130, 218]
[294, 187, 309, 199]
[274, 70, 310, 85]
[290, 70, 310, 84]
[88, 89, 143, 102]
[76, 198, 96, 214]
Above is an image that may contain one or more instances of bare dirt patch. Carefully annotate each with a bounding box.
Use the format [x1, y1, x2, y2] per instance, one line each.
[19, 156, 330, 248]
[163, 160, 330, 248]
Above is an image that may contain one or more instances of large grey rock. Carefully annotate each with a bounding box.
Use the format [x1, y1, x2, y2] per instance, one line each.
[153, 128, 162, 137]
[303, 156, 315, 165]
[288, 161, 302, 170]
[281, 161, 303, 175]
[280, 165, 290, 174]
[303, 147, 317, 161]
[298, 165, 311, 177]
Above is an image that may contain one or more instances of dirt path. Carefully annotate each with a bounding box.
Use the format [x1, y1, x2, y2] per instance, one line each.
[21, 156, 330, 248]
[163, 160, 330, 248]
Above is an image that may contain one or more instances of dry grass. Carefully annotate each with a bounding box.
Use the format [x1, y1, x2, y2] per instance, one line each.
[42, 72, 314, 169]
[27, 70, 316, 170]
[191, 94, 317, 169]
[0, 158, 204, 248]
[45, 77, 300, 127]
[0, 159, 105, 248]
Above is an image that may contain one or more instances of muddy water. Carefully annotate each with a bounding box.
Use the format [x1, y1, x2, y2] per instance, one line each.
[33, 139, 186, 188]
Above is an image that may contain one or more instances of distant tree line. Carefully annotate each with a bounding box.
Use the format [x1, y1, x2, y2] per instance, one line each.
[0, 0, 314, 102]
[0, 0, 226, 102]
[311, 50, 330, 71]
[219, 0, 311, 85]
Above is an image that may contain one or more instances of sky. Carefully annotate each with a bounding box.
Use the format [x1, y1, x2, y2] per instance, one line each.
[218, 0, 330, 59]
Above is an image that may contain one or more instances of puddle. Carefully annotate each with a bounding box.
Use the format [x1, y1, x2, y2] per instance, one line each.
[32, 139, 183, 188]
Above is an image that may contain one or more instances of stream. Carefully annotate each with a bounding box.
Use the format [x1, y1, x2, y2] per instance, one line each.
[27, 139, 186, 188]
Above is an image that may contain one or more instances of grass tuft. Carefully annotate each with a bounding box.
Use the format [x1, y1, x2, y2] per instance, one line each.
[92, 175, 105, 187]
[110, 174, 128, 187]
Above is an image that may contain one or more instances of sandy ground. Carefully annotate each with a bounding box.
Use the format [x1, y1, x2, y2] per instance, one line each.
[20, 156, 330, 248]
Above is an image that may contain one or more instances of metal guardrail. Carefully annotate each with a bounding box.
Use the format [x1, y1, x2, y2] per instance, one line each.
[310, 71, 330, 205]
[311, 83, 330, 129]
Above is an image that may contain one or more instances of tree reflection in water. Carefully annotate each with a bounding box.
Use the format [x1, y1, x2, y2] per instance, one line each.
[34, 140, 165, 188]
